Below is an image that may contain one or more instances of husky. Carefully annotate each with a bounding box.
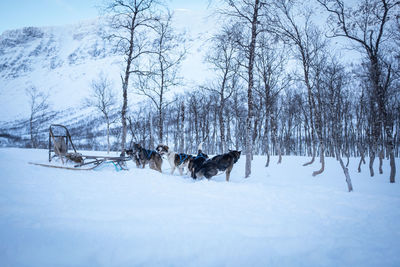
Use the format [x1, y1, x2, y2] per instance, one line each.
[188, 142, 209, 179]
[195, 150, 241, 181]
[124, 148, 141, 168]
[156, 144, 193, 175]
[126, 143, 162, 172]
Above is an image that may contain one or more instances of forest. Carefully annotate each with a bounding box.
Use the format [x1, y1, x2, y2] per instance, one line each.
[15, 0, 400, 185]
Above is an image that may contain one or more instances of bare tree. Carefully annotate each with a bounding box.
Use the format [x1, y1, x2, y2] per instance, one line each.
[253, 30, 289, 166]
[317, 0, 399, 182]
[223, 0, 266, 178]
[205, 24, 239, 153]
[271, 0, 327, 176]
[136, 11, 186, 144]
[26, 86, 49, 148]
[85, 74, 117, 154]
[325, 58, 354, 191]
[104, 0, 161, 155]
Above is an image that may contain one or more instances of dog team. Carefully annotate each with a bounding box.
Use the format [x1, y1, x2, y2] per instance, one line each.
[125, 142, 241, 181]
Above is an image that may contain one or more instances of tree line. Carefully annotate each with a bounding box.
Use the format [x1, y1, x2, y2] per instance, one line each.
[23, 0, 399, 187]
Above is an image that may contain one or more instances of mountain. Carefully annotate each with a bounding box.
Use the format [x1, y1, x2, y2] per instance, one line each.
[0, 9, 213, 121]
[0, 18, 124, 121]
[0, 10, 215, 148]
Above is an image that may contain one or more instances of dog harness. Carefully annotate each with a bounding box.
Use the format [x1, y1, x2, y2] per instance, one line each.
[195, 153, 207, 160]
[178, 153, 188, 166]
[146, 150, 154, 159]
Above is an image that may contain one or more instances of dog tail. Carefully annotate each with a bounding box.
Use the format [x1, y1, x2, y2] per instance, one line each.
[197, 142, 203, 153]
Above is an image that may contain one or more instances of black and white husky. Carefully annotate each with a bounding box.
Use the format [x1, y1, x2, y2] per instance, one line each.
[156, 144, 193, 175]
[195, 150, 241, 181]
[188, 142, 209, 179]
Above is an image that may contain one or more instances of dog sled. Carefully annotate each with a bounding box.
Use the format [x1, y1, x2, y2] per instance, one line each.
[28, 124, 132, 171]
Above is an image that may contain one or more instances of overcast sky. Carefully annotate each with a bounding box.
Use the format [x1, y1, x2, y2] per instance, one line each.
[0, 0, 211, 34]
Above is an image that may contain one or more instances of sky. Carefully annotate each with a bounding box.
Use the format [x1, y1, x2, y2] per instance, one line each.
[0, 0, 212, 34]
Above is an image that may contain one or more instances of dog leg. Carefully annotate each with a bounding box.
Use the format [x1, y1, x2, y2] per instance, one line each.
[178, 166, 183, 176]
[133, 157, 140, 168]
[226, 166, 233, 182]
[149, 161, 157, 171]
[170, 166, 176, 175]
[157, 162, 162, 173]
[185, 165, 190, 175]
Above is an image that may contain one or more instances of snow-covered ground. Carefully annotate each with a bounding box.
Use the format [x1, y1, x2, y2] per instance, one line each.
[0, 148, 399, 266]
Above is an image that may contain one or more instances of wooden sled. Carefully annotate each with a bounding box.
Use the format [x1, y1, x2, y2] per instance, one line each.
[30, 124, 132, 171]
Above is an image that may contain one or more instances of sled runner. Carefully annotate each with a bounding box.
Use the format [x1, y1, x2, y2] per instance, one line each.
[29, 124, 131, 171]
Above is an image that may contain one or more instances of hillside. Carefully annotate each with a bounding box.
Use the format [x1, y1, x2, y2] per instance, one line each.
[0, 19, 122, 121]
[0, 10, 213, 123]
[0, 10, 214, 149]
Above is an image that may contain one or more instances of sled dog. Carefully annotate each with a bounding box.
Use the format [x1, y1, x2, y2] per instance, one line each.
[188, 142, 209, 179]
[156, 144, 193, 175]
[126, 143, 162, 172]
[195, 150, 241, 181]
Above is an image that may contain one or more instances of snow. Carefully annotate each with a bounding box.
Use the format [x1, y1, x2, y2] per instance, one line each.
[0, 9, 217, 122]
[0, 148, 399, 266]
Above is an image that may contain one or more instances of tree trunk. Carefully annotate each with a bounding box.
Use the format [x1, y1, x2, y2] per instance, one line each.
[358, 149, 366, 173]
[312, 144, 325, 177]
[159, 105, 163, 144]
[180, 102, 185, 152]
[244, 0, 260, 178]
[303, 141, 316, 166]
[384, 124, 396, 183]
[121, 80, 128, 155]
[149, 113, 154, 149]
[389, 150, 396, 183]
[379, 149, 384, 174]
[106, 117, 110, 154]
[245, 117, 253, 178]
[345, 151, 350, 168]
[226, 110, 232, 150]
[29, 114, 36, 148]
[277, 146, 282, 164]
[369, 151, 375, 177]
[265, 151, 270, 167]
[219, 107, 225, 154]
[335, 146, 353, 192]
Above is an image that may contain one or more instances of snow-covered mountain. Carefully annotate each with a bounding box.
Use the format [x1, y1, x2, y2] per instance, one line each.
[0, 18, 126, 121]
[0, 10, 216, 149]
[0, 10, 214, 122]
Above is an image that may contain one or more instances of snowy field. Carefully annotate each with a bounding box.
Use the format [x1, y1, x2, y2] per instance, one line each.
[1, 148, 400, 267]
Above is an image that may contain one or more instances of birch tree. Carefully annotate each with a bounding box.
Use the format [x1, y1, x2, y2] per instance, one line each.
[271, 0, 327, 176]
[105, 0, 161, 155]
[206, 24, 239, 153]
[223, 0, 266, 178]
[85, 74, 117, 154]
[136, 11, 186, 144]
[26, 86, 49, 148]
[317, 0, 399, 182]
